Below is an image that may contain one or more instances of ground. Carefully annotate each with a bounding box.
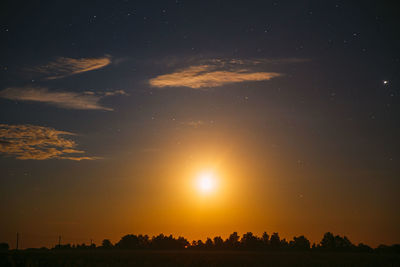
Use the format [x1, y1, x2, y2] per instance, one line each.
[1, 250, 400, 267]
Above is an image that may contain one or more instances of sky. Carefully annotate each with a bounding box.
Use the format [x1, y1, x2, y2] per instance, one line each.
[0, 0, 399, 248]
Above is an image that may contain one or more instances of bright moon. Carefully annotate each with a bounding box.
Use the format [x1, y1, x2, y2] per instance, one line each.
[196, 171, 217, 194]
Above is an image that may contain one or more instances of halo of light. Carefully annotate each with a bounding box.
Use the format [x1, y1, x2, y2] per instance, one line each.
[196, 171, 217, 194]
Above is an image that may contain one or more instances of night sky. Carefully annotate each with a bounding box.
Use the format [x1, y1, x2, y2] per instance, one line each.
[0, 0, 399, 248]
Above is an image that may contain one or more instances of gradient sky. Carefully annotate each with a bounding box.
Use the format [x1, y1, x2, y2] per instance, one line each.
[0, 0, 399, 249]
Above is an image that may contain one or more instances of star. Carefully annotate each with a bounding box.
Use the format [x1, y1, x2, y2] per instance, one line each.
[383, 80, 389, 85]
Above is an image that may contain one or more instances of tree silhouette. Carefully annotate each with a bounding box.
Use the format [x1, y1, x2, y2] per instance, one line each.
[150, 234, 188, 249]
[116, 234, 141, 249]
[289, 236, 310, 250]
[205, 238, 213, 249]
[213, 236, 224, 249]
[319, 232, 354, 251]
[320, 232, 335, 249]
[270, 232, 281, 249]
[194, 240, 204, 249]
[225, 232, 240, 249]
[101, 239, 113, 249]
[241, 232, 263, 250]
[30, 231, 398, 253]
[261, 232, 270, 248]
[356, 243, 373, 253]
[280, 238, 289, 249]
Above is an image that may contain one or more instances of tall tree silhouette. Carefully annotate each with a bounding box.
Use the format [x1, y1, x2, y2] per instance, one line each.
[205, 238, 213, 249]
[261, 232, 270, 248]
[241, 232, 263, 250]
[225, 232, 240, 249]
[270, 232, 281, 249]
[213, 236, 224, 249]
[101, 239, 113, 249]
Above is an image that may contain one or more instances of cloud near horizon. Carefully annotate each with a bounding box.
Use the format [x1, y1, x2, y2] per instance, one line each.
[0, 87, 127, 111]
[149, 62, 282, 89]
[0, 124, 98, 160]
[31, 56, 111, 80]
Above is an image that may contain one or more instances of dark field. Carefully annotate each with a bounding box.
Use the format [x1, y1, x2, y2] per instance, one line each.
[1, 250, 400, 267]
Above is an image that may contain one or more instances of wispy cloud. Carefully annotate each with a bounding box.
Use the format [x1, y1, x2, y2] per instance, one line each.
[0, 87, 127, 111]
[0, 124, 98, 160]
[31, 56, 111, 80]
[149, 59, 282, 89]
[102, 89, 128, 97]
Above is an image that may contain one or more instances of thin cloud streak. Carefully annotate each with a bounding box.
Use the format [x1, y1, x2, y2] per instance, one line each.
[0, 87, 127, 111]
[31, 56, 111, 80]
[103, 89, 128, 96]
[0, 124, 98, 160]
[149, 64, 282, 89]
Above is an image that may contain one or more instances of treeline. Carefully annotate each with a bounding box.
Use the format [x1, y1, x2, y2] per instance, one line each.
[101, 232, 398, 253]
[2, 232, 399, 253]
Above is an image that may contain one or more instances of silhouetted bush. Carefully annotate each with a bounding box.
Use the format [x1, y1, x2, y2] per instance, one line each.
[150, 234, 188, 250]
[116, 234, 149, 249]
[289, 236, 311, 251]
[101, 239, 113, 249]
[318, 232, 355, 251]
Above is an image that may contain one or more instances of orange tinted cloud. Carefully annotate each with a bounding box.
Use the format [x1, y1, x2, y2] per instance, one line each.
[149, 64, 281, 89]
[0, 87, 126, 111]
[0, 124, 98, 160]
[103, 89, 128, 96]
[31, 56, 111, 79]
